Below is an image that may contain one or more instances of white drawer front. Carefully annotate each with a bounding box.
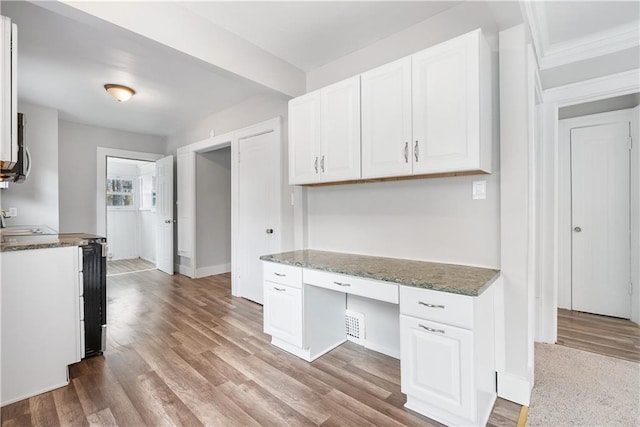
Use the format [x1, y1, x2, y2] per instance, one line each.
[263, 262, 302, 288]
[400, 286, 473, 329]
[304, 269, 399, 304]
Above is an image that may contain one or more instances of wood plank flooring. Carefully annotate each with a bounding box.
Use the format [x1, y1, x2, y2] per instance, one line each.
[107, 258, 156, 276]
[1, 271, 521, 427]
[557, 308, 640, 363]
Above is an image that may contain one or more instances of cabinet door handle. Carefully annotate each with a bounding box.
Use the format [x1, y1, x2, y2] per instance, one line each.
[314, 157, 319, 173]
[418, 301, 445, 309]
[273, 272, 286, 277]
[274, 287, 286, 291]
[321, 155, 325, 173]
[419, 324, 445, 334]
[414, 140, 419, 162]
[333, 281, 351, 287]
[404, 142, 409, 163]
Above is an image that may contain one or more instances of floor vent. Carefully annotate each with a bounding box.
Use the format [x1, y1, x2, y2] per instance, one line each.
[345, 310, 365, 345]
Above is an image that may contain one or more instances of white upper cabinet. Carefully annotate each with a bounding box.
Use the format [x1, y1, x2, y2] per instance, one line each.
[0, 16, 18, 170]
[320, 76, 361, 182]
[361, 57, 413, 179]
[412, 29, 492, 175]
[288, 28, 492, 185]
[289, 77, 361, 185]
[289, 91, 321, 185]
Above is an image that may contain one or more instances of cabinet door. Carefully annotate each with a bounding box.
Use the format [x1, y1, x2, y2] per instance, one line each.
[321, 76, 361, 182]
[361, 57, 412, 179]
[412, 31, 481, 174]
[263, 282, 303, 347]
[400, 314, 474, 420]
[289, 91, 321, 185]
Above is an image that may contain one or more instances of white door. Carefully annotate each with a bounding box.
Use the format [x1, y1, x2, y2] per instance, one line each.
[361, 57, 413, 179]
[571, 122, 630, 318]
[238, 131, 281, 304]
[155, 155, 174, 275]
[321, 76, 361, 182]
[288, 91, 321, 185]
[412, 31, 480, 174]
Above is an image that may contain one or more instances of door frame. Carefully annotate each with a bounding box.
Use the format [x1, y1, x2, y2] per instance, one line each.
[178, 117, 284, 297]
[96, 147, 164, 237]
[558, 110, 632, 314]
[538, 68, 640, 342]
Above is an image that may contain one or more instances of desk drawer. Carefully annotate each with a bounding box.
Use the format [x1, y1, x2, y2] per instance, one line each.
[304, 269, 398, 304]
[400, 286, 473, 329]
[263, 262, 302, 288]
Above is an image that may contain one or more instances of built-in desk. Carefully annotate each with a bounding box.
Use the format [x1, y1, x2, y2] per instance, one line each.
[261, 249, 501, 427]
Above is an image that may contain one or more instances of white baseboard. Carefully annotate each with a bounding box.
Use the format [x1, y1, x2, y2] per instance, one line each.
[365, 340, 400, 360]
[177, 264, 195, 278]
[195, 263, 231, 278]
[497, 370, 533, 406]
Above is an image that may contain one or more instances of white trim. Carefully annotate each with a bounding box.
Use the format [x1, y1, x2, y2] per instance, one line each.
[540, 22, 639, 71]
[519, 0, 544, 67]
[497, 371, 533, 406]
[195, 263, 231, 278]
[96, 147, 163, 238]
[545, 69, 640, 105]
[538, 69, 640, 343]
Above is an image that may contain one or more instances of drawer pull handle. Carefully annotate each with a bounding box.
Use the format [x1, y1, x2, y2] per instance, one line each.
[419, 324, 445, 334]
[274, 273, 286, 277]
[274, 287, 286, 291]
[419, 301, 445, 309]
[333, 281, 351, 287]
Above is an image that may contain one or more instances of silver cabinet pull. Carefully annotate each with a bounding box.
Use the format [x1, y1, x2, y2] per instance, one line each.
[419, 301, 445, 309]
[321, 155, 325, 173]
[314, 156, 318, 173]
[414, 141, 419, 162]
[419, 324, 445, 334]
[333, 281, 351, 287]
[273, 272, 286, 277]
[274, 287, 286, 291]
[404, 142, 409, 163]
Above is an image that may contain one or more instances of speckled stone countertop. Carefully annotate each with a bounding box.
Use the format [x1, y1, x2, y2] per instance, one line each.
[260, 250, 500, 296]
[0, 233, 103, 252]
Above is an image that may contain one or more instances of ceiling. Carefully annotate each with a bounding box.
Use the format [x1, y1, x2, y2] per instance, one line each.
[4, 1, 270, 136]
[4, 1, 639, 136]
[179, 1, 463, 72]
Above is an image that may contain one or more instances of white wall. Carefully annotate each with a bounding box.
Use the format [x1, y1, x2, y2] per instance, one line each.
[58, 121, 165, 234]
[304, 2, 501, 269]
[106, 160, 139, 261]
[498, 25, 534, 404]
[1, 102, 59, 229]
[195, 148, 231, 274]
[631, 105, 639, 324]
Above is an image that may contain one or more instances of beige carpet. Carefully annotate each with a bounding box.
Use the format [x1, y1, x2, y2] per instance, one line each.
[528, 343, 640, 426]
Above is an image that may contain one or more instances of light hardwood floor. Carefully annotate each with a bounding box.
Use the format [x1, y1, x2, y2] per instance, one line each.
[107, 258, 156, 276]
[557, 308, 640, 363]
[1, 271, 522, 426]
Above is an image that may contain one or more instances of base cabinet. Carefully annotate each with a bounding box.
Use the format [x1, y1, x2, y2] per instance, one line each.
[263, 282, 303, 348]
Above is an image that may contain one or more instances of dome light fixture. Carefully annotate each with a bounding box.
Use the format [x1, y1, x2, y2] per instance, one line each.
[104, 84, 135, 102]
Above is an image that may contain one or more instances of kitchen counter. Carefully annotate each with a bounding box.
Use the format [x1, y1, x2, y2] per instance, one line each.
[260, 249, 500, 296]
[0, 233, 103, 252]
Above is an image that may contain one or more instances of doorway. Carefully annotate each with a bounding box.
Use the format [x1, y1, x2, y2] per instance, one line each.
[105, 157, 157, 275]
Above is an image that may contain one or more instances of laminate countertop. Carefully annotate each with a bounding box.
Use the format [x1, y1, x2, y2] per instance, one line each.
[260, 250, 500, 297]
[0, 233, 103, 252]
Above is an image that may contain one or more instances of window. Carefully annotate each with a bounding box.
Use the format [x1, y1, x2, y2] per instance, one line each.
[106, 178, 135, 207]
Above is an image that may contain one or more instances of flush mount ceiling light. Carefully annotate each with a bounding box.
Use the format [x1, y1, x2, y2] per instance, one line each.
[104, 84, 135, 102]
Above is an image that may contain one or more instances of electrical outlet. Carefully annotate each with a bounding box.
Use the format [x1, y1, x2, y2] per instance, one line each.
[7, 207, 17, 217]
[472, 181, 486, 200]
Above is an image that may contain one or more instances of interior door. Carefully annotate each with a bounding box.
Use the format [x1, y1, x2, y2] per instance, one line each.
[571, 122, 630, 318]
[155, 155, 174, 275]
[238, 131, 281, 304]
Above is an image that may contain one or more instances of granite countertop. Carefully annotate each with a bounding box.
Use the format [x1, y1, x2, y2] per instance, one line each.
[260, 250, 500, 296]
[0, 233, 104, 252]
